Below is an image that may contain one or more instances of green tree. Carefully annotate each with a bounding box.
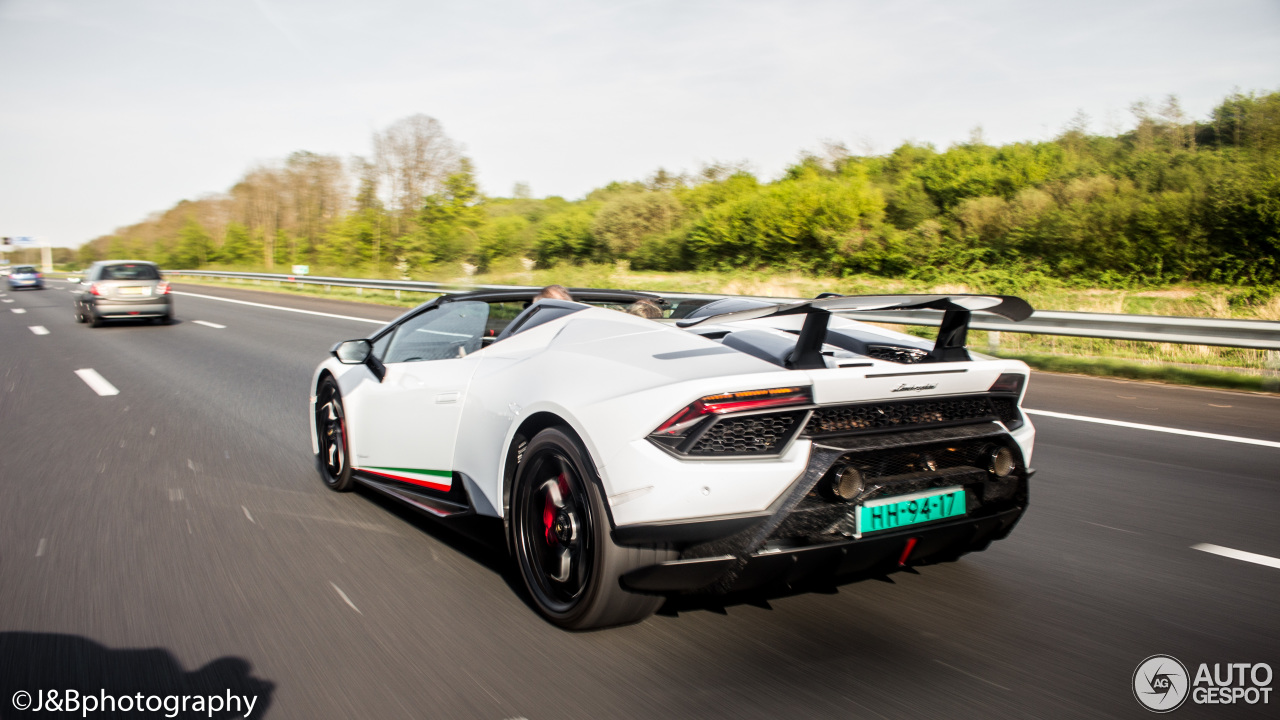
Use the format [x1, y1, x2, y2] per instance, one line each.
[533, 208, 601, 265]
[409, 158, 485, 266]
[591, 191, 684, 257]
[218, 223, 262, 266]
[169, 218, 213, 268]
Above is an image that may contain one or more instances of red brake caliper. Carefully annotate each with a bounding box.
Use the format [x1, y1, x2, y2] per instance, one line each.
[542, 473, 570, 545]
[542, 491, 556, 545]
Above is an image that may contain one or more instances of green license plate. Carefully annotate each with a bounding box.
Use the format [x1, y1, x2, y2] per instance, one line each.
[858, 486, 966, 535]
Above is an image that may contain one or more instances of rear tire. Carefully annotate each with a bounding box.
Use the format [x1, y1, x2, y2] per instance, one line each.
[315, 377, 355, 492]
[89, 311, 104, 328]
[510, 427, 672, 630]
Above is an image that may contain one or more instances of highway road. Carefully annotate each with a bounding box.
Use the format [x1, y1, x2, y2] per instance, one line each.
[2, 280, 1277, 719]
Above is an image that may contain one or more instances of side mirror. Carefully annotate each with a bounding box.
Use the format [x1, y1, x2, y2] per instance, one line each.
[332, 339, 372, 364]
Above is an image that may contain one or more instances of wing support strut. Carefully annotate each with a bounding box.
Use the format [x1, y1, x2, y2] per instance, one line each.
[931, 309, 972, 362]
[787, 309, 831, 370]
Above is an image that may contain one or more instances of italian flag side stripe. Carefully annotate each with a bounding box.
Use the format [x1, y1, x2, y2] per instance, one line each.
[362, 467, 452, 492]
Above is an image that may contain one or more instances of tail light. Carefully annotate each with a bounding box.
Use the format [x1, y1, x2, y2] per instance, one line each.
[89, 283, 102, 296]
[651, 386, 811, 439]
[156, 280, 171, 295]
[989, 373, 1025, 396]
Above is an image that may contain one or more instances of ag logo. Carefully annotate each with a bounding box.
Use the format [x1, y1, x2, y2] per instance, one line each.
[1134, 654, 1190, 712]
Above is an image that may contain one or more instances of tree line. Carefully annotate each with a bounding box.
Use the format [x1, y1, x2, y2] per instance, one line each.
[79, 90, 1280, 292]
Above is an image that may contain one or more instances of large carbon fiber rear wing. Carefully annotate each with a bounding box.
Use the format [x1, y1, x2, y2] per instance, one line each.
[676, 294, 1034, 368]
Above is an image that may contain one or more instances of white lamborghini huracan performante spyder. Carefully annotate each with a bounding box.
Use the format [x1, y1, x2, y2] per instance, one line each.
[310, 288, 1037, 629]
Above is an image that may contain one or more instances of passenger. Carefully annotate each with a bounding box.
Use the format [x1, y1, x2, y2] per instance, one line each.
[534, 284, 573, 302]
[625, 299, 663, 319]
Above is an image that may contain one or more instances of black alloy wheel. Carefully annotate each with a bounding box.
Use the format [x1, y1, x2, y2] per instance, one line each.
[511, 428, 670, 630]
[316, 377, 354, 491]
[516, 444, 596, 614]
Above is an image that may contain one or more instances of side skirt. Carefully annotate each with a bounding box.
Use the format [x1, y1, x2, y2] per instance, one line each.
[353, 471, 473, 519]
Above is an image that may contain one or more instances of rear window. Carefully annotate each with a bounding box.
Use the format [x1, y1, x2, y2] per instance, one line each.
[100, 264, 160, 281]
[13, 266, 37, 274]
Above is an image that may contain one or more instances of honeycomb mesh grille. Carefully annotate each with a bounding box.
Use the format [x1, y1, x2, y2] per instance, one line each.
[989, 397, 1021, 427]
[688, 411, 804, 455]
[804, 396, 1016, 437]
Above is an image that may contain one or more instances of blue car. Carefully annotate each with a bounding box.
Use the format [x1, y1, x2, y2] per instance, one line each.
[6, 265, 44, 290]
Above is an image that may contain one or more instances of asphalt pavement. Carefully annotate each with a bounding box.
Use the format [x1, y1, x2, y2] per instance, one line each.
[1, 280, 1276, 719]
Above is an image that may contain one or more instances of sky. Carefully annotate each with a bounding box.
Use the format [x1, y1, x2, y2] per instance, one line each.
[1, 0, 1277, 248]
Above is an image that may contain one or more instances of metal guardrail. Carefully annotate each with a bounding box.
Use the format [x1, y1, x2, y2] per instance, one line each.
[168, 270, 1280, 351]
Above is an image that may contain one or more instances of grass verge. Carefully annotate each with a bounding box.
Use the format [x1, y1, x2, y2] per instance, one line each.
[997, 352, 1279, 394]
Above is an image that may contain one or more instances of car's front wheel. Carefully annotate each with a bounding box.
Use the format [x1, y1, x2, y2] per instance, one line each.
[315, 377, 355, 492]
[511, 427, 670, 630]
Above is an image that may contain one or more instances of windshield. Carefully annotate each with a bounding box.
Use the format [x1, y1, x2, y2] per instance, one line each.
[383, 300, 491, 362]
[100, 264, 160, 281]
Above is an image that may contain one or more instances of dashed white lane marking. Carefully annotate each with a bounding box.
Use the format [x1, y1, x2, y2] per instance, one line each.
[74, 368, 119, 396]
[2, 298, 12, 303]
[934, 660, 1011, 691]
[28, 326, 49, 335]
[36, 539, 46, 557]
[242, 505, 255, 523]
[330, 582, 362, 614]
[1193, 543, 1280, 570]
[11, 308, 25, 314]
[172, 291, 384, 325]
[1083, 520, 1140, 535]
[192, 320, 226, 329]
[1024, 409, 1280, 450]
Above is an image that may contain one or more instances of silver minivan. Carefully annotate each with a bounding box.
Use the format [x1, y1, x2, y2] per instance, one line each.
[75, 260, 174, 326]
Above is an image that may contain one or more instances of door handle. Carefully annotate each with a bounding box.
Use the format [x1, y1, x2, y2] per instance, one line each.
[435, 391, 460, 404]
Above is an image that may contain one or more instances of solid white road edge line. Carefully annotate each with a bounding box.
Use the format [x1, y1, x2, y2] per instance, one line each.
[1024, 408, 1280, 450]
[1192, 543, 1280, 570]
[193, 320, 227, 329]
[330, 582, 362, 614]
[172, 291, 384, 325]
[74, 369, 120, 396]
[28, 326, 49, 335]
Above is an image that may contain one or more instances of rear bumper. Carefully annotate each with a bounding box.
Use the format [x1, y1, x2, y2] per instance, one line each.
[92, 299, 171, 317]
[622, 504, 1025, 593]
[617, 421, 1032, 594]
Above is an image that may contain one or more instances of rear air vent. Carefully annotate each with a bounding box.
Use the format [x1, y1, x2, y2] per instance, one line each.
[804, 395, 1022, 438]
[686, 411, 806, 456]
